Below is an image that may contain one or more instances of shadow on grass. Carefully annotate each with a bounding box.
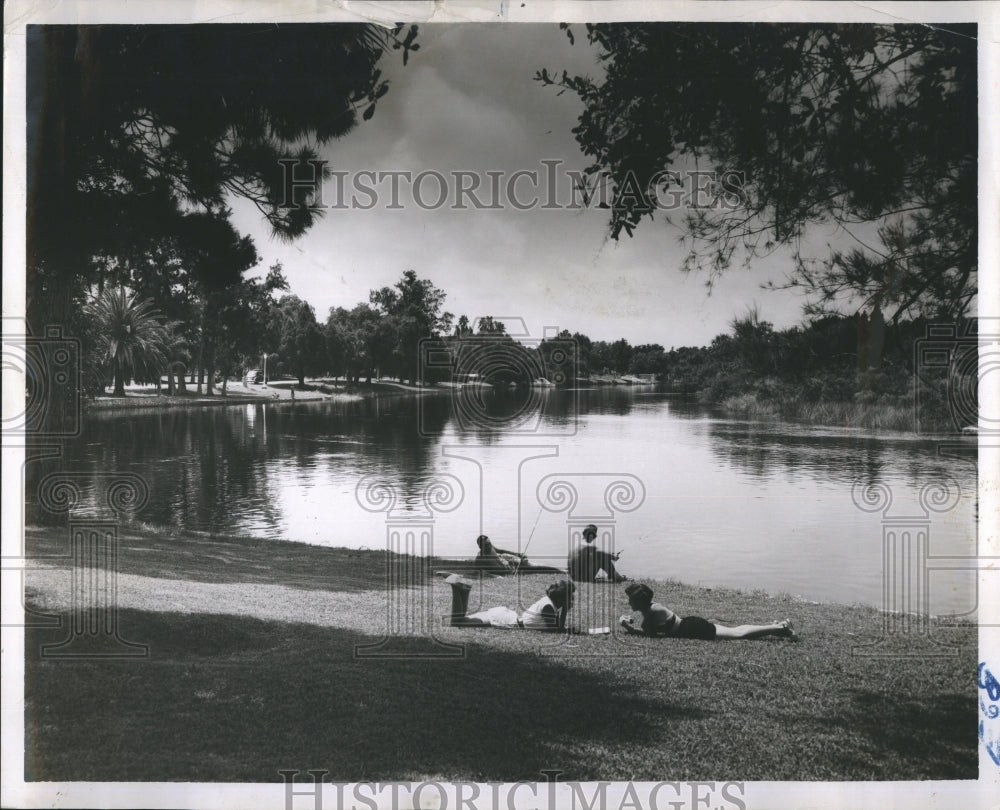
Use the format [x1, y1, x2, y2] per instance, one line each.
[25, 608, 708, 782]
[25, 526, 475, 594]
[791, 688, 977, 780]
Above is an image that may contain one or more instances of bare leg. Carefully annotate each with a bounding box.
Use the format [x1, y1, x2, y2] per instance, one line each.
[452, 616, 489, 627]
[446, 576, 494, 627]
[714, 618, 796, 640]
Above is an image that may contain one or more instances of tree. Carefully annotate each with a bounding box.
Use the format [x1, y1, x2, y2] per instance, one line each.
[162, 322, 191, 395]
[569, 331, 593, 376]
[208, 264, 289, 394]
[629, 344, 665, 375]
[85, 288, 172, 396]
[539, 23, 976, 322]
[84, 213, 262, 395]
[786, 217, 976, 326]
[370, 270, 454, 384]
[476, 316, 507, 335]
[609, 338, 633, 374]
[27, 23, 418, 331]
[326, 303, 391, 383]
[727, 306, 776, 375]
[273, 295, 324, 386]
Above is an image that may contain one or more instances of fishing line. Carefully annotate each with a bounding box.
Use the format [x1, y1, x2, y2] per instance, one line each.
[512, 504, 545, 575]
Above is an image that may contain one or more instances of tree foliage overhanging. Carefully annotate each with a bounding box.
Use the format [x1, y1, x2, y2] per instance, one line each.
[27, 22, 418, 327]
[538, 23, 977, 322]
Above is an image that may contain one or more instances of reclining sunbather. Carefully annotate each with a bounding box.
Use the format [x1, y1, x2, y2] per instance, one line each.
[474, 535, 564, 575]
[619, 583, 797, 641]
[446, 575, 574, 631]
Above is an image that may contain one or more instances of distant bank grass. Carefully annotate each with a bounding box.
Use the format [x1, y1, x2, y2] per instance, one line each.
[720, 391, 925, 432]
[22, 523, 977, 782]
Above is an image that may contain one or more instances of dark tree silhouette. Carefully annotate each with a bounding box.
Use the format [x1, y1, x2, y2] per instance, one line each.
[539, 23, 976, 322]
[272, 295, 324, 387]
[326, 303, 390, 384]
[84, 289, 171, 396]
[370, 270, 453, 384]
[27, 23, 418, 331]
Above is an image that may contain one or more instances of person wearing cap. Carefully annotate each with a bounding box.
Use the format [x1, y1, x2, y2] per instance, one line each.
[445, 575, 575, 631]
[568, 524, 628, 583]
[619, 583, 797, 641]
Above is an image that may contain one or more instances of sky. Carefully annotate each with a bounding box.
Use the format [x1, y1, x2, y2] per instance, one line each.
[229, 23, 828, 349]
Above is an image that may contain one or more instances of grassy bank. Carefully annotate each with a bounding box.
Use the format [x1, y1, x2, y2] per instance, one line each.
[22, 523, 977, 782]
[718, 390, 921, 431]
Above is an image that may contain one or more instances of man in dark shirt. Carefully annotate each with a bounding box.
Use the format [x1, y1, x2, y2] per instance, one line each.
[567, 524, 627, 583]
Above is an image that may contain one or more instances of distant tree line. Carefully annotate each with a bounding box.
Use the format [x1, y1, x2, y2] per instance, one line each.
[78, 250, 976, 408]
[26, 22, 418, 409]
[28, 22, 976, 415]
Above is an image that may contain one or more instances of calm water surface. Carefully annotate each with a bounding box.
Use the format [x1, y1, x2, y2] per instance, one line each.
[27, 389, 979, 615]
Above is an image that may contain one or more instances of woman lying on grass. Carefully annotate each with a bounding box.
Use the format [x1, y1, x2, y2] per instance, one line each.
[446, 574, 574, 630]
[619, 583, 797, 641]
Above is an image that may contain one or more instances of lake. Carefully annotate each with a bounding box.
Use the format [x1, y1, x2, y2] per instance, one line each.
[26, 388, 980, 616]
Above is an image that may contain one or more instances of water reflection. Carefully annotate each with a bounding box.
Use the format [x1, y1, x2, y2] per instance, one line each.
[27, 395, 453, 530]
[24, 389, 978, 612]
[702, 416, 976, 490]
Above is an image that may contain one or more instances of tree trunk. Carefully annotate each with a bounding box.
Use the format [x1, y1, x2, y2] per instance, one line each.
[856, 313, 871, 373]
[205, 344, 216, 396]
[196, 331, 205, 394]
[113, 359, 126, 397]
[868, 305, 885, 371]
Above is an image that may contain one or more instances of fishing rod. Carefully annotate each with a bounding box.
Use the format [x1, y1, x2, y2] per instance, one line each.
[512, 504, 545, 575]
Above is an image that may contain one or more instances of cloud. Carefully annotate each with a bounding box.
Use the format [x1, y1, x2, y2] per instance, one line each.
[233, 23, 809, 349]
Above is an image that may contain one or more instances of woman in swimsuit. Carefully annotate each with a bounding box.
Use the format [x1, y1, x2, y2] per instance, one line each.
[619, 583, 796, 640]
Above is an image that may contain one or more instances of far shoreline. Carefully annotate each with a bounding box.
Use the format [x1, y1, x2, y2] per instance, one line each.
[82, 377, 438, 411]
[79, 379, 976, 438]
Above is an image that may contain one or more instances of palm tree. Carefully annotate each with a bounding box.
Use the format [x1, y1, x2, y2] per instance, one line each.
[86, 288, 171, 397]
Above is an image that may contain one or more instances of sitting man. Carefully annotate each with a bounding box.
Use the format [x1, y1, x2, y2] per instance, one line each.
[568, 524, 628, 583]
[445, 575, 575, 631]
[619, 583, 797, 641]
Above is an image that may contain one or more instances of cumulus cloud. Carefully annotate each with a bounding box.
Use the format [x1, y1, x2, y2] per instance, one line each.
[233, 23, 804, 347]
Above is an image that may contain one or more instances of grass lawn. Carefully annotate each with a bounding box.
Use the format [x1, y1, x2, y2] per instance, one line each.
[22, 524, 978, 782]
